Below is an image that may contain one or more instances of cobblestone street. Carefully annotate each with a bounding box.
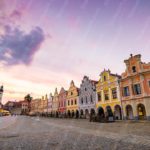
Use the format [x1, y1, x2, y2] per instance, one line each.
[0, 116, 150, 150]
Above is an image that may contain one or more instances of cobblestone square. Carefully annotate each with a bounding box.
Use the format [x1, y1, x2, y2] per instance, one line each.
[0, 116, 150, 150]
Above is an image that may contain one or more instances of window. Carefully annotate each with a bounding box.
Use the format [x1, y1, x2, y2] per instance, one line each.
[123, 86, 130, 96]
[132, 66, 136, 73]
[74, 99, 77, 105]
[97, 92, 101, 101]
[71, 100, 73, 105]
[85, 97, 88, 104]
[133, 84, 141, 95]
[112, 88, 117, 99]
[68, 100, 70, 106]
[85, 88, 87, 91]
[104, 76, 106, 81]
[81, 98, 83, 104]
[104, 90, 109, 100]
[90, 95, 93, 103]
[149, 81, 150, 87]
[71, 92, 73, 95]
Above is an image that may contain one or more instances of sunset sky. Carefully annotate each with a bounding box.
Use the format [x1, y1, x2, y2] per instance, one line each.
[0, 0, 150, 104]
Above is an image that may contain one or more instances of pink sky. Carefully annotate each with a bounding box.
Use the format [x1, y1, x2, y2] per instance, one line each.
[0, 0, 150, 104]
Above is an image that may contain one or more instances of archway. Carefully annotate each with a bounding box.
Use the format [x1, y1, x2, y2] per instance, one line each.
[80, 109, 84, 117]
[71, 110, 75, 118]
[56, 111, 59, 118]
[67, 110, 71, 118]
[75, 110, 79, 118]
[85, 109, 89, 119]
[106, 106, 113, 117]
[97, 107, 105, 118]
[126, 105, 133, 120]
[114, 105, 122, 120]
[90, 108, 95, 116]
[137, 104, 146, 120]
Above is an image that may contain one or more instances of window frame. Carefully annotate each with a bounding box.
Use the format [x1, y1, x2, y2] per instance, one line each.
[133, 83, 141, 95]
[123, 86, 130, 97]
[111, 88, 117, 99]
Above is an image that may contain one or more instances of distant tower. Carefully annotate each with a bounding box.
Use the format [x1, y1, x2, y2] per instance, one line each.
[0, 85, 3, 108]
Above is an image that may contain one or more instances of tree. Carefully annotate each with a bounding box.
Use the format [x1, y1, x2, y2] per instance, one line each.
[24, 94, 32, 103]
[24, 94, 32, 113]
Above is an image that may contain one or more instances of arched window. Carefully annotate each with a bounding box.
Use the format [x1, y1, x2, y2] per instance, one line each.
[85, 97, 88, 104]
[81, 98, 83, 104]
[104, 76, 106, 81]
[132, 66, 136, 73]
[71, 100, 73, 105]
[90, 95, 93, 103]
[74, 99, 77, 105]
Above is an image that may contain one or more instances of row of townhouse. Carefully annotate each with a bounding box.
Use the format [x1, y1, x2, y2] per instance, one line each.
[31, 54, 150, 120]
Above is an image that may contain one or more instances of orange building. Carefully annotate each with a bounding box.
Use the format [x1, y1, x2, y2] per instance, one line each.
[120, 54, 150, 120]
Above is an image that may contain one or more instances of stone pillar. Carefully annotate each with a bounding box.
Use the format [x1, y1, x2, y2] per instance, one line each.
[132, 102, 138, 120]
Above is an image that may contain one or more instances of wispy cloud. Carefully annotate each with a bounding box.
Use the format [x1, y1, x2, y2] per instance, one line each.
[0, 25, 45, 66]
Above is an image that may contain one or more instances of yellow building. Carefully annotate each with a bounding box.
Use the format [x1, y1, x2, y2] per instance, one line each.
[66, 80, 79, 117]
[96, 69, 122, 120]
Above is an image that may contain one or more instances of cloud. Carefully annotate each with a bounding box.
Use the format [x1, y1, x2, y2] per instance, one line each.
[0, 25, 45, 66]
[10, 10, 22, 20]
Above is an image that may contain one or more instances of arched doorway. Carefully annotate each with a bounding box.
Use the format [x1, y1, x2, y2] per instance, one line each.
[97, 107, 105, 118]
[137, 104, 146, 120]
[85, 109, 89, 119]
[67, 110, 71, 118]
[75, 110, 79, 118]
[71, 110, 75, 118]
[114, 105, 122, 120]
[126, 105, 133, 120]
[80, 109, 84, 118]
[106, 106, 113, 117]
[90, 108, 95, 116]
[56, 111, 59, 118]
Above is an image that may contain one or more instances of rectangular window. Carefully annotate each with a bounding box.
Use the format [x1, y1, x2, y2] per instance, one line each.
[133, 84, 141, 95]
[112, 88, 117, 99]
[123, 86, 130, 96]
[149, 81, 150, 87]
[104, 90, 109, 100]
[97, 92, 101, 101]
[68, 100, 70, 106]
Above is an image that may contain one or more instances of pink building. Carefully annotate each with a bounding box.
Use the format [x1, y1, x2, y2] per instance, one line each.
[58, 87, 67, 116]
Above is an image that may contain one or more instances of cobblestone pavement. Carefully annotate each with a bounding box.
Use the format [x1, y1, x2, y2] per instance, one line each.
[0, 116, 150, 150]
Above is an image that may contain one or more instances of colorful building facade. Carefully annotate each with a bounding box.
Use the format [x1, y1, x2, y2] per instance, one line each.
[58, 87, 67, 115]
[120, 54, 150, 120]
[79, 76, 97, 118]
[96, 69, 122, 120]
[30, 98, 41, 114]
[66, 80, 79, 117]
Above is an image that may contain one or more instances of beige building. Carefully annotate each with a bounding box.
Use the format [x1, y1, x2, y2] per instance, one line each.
[31, 99, 41, 114]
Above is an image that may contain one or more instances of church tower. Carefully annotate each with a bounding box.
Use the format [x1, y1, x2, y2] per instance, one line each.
[0, 85, 3, 108]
